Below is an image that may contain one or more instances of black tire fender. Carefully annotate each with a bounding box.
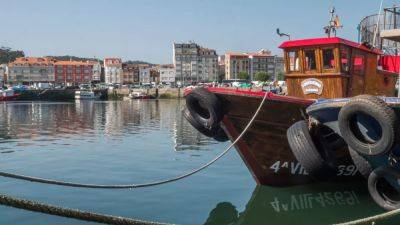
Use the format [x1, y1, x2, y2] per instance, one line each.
[183, 108, 214, 137]
[349, 148, 372, 178]
[212, 126, 229, 142]
[183, 108, 228, 142]
[368, 166, 400, 211]
[186, 88, 223, 129]
[287, 120, 337, 180]
[338, 95, 398, 156]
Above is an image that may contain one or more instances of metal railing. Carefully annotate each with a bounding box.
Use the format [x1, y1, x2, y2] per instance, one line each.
[359, 6, 400, 54]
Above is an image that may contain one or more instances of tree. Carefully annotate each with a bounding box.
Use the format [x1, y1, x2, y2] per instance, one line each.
[277, 72, 285, 81]
[0, 47, 25, 64]
[237, 71, 249, 80]
[254, 72, 270, 82]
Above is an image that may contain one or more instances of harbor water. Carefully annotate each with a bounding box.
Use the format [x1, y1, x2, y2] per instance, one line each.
[0, 100, 398, 225]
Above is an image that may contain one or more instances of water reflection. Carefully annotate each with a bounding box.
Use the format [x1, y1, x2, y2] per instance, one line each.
[0, 100, 215, 152]
[204, 182, 397, 225]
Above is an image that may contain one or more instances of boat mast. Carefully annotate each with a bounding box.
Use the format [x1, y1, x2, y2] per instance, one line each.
[324, 7, 342, 37]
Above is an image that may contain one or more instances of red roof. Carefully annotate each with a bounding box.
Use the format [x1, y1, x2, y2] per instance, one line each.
[279, 37, 381, 54]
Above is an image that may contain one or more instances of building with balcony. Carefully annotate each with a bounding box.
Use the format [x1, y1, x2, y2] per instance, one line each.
[159, 65, 176, 84]
[173, 42, 218, 83]
[8, 57, 55, 84]
[92, 62, 102, 82]
[104, 58, 123, 84]
[225, 50, 283, 81]
[122, 63, 139, 84]
[139, 67, 150, 84]
[54, 60, 98, 84]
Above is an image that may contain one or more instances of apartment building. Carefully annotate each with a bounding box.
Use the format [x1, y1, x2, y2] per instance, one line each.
[0, 64, 7, 83]
[173, 42, 218, 83]
[150, 68, 160, 83]
[217, 55, 225, 81]
[122, 63, 139, 84]
[92, 62, 102, 82]
[8, 57, 55, 84]
[225, 50, 284, 80]
[159, 65, 176, 84]
[139, 67, 150, 84]
[54, 60, 98, 84]
[104, 58, 123, 84]
[225, 53, 250, 80]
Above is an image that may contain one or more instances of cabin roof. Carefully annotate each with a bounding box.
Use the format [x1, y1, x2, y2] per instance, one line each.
[279, 37, 381, 54]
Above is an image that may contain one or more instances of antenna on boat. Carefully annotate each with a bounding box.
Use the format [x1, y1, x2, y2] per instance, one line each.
[276, 28, 291, 40]
[324, 7, 343, 37]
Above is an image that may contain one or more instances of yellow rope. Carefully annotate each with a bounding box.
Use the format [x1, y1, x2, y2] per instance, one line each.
[333, 208, 400, 225]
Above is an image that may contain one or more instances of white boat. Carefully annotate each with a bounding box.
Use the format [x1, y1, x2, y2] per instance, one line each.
[125, 91, 152, 100]
[75, 90, 98, 100]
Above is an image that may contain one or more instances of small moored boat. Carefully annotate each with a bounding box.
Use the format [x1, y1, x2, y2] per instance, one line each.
[0, 89, 20, 101]
[127, 91, 152, 100]
[75, 90, 99, 100]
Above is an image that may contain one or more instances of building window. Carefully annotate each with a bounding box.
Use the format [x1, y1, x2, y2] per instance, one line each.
[288, 51, 300, 71]
[304, 49, 317, 71]
[322, 49, 335, 70]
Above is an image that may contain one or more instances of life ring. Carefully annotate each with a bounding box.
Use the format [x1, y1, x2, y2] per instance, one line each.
[186, 88, 223, 129]
[287, 120, 338, 180]
[338, 95, 398, 156]
[183, 108, 228, 142]
[368, 166, 400, 211]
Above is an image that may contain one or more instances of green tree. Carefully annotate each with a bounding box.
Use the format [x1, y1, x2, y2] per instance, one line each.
[0, 47, 25, 64]
[254, 72, 270, 82]
[277, 72, 285, 81]
[237, 71, 249, 80]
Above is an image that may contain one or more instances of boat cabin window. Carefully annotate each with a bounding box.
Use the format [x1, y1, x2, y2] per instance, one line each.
[353, 51, 365, 75]
[288, 51, 300, 72]
[340, 47, 351, 73]
[322, 48, 335, 70]
[304, 49, 317, 71]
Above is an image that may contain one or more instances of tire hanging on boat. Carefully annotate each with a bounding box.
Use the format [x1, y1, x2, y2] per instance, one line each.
[184, 88, 228, 142]
[183, 108, 215, 138]
[186, 87, 224, 129]
[286, 120, 338, 180]
[368, 166, 400, 211]
[338, 95, 398, 156]
[348, 147, 373, 178]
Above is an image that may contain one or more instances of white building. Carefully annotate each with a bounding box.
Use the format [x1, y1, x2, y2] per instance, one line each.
[173, 42, 218, 83]
[159, 66, 176, 84]
[139, 67, 150, 84]
[0, 64, 7, 83]
[92, 62, 102, 82]
[8, 57, 55, 84]
[104, 58, 122, 84]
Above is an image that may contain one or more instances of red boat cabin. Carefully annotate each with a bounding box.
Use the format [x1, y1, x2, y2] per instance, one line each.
[279, 37, 397, 99]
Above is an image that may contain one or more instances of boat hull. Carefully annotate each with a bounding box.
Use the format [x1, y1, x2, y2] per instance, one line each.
[203, 88, 361, 187]
[0, 94, 20, 101]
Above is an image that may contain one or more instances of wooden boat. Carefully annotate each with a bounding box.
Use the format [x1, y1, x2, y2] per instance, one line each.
[184, 37, 398, 187]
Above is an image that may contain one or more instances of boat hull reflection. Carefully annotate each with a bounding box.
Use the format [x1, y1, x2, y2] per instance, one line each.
[204, 181, 397, 225]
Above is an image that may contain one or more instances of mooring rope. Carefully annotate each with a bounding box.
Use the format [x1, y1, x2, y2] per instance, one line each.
[333, 208, 400, 225]
[0, 193, 172, 225]
[0, 91, 268, 189]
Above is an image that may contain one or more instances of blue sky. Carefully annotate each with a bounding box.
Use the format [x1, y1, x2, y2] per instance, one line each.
[0, 0, 398, 63]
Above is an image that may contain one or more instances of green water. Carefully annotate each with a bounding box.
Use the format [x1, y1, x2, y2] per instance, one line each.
[0, 100, 397, 225]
